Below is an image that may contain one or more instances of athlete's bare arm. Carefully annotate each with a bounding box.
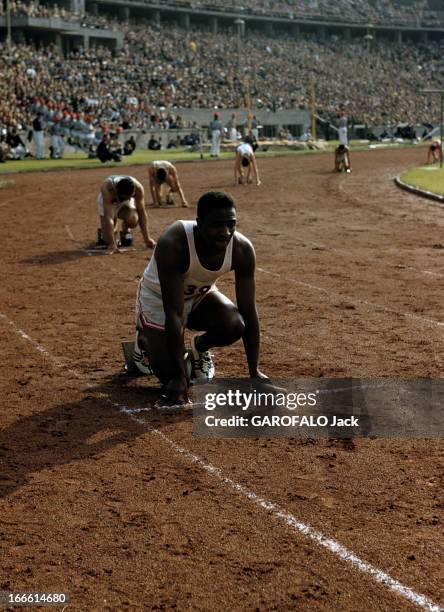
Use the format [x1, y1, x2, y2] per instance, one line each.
[168, 168, 189, 207]
[133, 181, 156, 248]
[334, 150, 340, 171]
[234, 153, 242, 184]
[155, 224, 190, 400]
[251, 155, 261, 186]
[233, 236, 267, 379]
[427, 146, 433, 164]
[148, 166, 161, 206]
[101, 182, 120, 252]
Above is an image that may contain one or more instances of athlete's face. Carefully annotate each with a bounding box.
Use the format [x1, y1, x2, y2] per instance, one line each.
[198, 207, 237, 250]
[117, 185, 135, 201]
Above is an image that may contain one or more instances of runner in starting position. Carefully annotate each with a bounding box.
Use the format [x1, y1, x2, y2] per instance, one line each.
[334, 144, 351, 173]
[96, 175, 156, 253]
[134, 190, 268, 406]
[234, 142, 261, 185]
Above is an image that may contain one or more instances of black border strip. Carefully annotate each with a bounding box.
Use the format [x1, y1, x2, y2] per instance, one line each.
[395, 175, 444, 208]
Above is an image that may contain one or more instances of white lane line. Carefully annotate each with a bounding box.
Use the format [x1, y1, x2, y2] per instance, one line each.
[64, 224, 92, 257]
[0, 313, 80, 379]
[149, 428, 442, 612]
[1, 312, 442, 612]
[64, 225, 76, 241]
[257, 267, 444, 330]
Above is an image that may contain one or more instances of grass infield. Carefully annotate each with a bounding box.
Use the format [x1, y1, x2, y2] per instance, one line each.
[0, 140, 421, 175]
[0, 146, 342, 174]
[400, 165, 444, 197]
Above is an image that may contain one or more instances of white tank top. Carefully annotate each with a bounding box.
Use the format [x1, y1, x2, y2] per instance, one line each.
[237, 143, 253, 157]
[151, 160, 174, 172]
[141, 220, 234, 300]
[107, 175, 130, 203]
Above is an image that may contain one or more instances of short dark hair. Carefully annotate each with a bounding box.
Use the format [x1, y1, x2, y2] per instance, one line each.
[156, 168, 167, 183]
[241, 156, 250, 167]
[116, 177, 135, 200]
[197, 191, 235, 220]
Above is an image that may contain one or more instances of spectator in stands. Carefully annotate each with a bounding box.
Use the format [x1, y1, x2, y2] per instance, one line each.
[0, 134, 8, 163]
[250, 115, 259, 141]
[226, 113, 237, 141]
[6, 127, 27, 159]
[148, 136, 161, 151]
[32, 112, 45, 159]
[338, 112, 348, 146]
[123, 135, 136, 156]
[49, 115, 64, 159]
[244, 130, 258, 152]
[209, 112, 223, 158]
[3, 20, 444, 132]
[167, 137, 180, 149]
[97, 133, 121, 163]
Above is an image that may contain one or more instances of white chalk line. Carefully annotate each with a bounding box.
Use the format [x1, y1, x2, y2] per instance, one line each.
[64, 224, 92, 257]
[0, 313, 81, 380]
[64, 224, 76, 242]
[150, 428, 442, 612]
[257, 267, 444, 330]
[0, 312, 442, 612]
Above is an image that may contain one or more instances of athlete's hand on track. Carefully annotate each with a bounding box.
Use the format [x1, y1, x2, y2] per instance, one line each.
[155, 377, 190, 410]
[250, 370, 287, 394]
[145, 238, 157, 249]
[105, 246, 123, 255]
[250, 369, 269, 380]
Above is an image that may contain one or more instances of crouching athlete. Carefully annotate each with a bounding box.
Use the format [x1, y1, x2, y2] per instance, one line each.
[427, 140, 442, 165]
[134, 190, 268, 407]
[96, 175, 156, 253]
[234, 143, 261, 186]
[334, 144, 351, 173]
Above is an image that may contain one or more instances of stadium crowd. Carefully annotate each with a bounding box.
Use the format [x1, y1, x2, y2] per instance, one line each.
[0, 0, 119, 29]
[1, 11, 444, 139]
[1, 0, 441, 28]
[132, 0, 440, 27]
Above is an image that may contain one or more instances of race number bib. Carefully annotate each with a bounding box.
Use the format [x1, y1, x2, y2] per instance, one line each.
[184, 284, 211, 298]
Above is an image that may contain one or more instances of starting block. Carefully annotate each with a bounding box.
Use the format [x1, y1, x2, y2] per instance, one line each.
[148, 204, 181, 209]
[121, 340, 142, 376]
[86, 246, 137, 255]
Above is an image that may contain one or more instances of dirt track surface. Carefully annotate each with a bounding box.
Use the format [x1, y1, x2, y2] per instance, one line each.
[0, 147, 443, 611]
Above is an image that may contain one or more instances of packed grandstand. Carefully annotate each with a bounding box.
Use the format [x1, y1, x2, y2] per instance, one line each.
[1, 0, 442, 27]
[1, 0, 444, 145]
